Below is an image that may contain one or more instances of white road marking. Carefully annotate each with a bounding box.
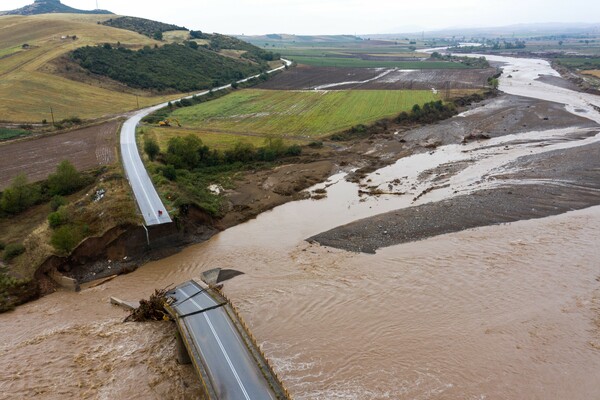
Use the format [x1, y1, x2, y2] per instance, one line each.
[178, 286, 252, 400]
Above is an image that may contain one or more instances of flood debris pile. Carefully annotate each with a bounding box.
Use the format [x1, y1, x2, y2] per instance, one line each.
[125, 288, 171, 322]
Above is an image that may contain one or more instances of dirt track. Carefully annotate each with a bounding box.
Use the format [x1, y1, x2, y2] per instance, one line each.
[258, 65, 497, 90]
[0, 121, 118, 189]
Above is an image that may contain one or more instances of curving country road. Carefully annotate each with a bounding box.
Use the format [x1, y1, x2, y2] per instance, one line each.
[120, 59, 292, 226]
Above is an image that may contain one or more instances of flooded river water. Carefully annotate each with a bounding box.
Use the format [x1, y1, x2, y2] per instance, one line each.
[1, 55, 600, 399]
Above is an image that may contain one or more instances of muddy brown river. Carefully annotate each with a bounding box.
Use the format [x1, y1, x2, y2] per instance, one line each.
[1, 55, 600, 399]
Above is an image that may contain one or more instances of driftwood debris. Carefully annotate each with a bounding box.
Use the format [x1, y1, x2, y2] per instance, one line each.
[124, 288, 171, 322]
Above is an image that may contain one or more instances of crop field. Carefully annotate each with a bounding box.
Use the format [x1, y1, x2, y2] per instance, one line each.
[0, 127, 30, 140]
[0, 121, 118, 189]
[287, 55, 469, 69]
[170, 89, 440, 138]
[582, 70, 600, 78]
[142, 126, 304, 151]
[556, 57, 600, 70]
[258, 65, 496, 91]
[0, 14, 179, 122]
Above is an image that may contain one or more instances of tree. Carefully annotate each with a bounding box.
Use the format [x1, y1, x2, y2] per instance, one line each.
[50, 226, 79, 255]
[47, 160, 84, 196]
[489, 77, 499, 90]
[165, 135, 206, 169]
[153, 31, 163, 41]
[0, 174, 39, 214]
[144, 137, 160, 161]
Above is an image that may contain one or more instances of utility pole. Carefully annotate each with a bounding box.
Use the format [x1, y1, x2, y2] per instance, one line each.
[136, 95, 140, 109]
[50, 107, 55, 126]
[96, 0, 99, 10]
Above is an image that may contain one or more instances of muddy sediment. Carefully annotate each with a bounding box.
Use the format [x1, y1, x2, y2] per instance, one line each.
[309, 141, 600, 253]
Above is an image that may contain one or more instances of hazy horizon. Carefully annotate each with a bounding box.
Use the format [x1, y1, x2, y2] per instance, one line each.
[2, 0, 600, 35]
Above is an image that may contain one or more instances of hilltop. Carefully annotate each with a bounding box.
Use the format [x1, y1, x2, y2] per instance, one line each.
[0, 0, 113, 16]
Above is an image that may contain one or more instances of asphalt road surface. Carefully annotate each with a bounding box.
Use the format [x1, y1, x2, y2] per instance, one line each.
[120, 59, 292, 226]
[169, 281, 276, 400]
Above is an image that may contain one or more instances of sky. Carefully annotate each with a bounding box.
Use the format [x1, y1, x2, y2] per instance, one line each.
[2, 0, 600, 35]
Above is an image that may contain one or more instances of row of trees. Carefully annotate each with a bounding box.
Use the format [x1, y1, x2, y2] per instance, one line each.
[397, 100, 458, 124]
[144, 134, 302, 179]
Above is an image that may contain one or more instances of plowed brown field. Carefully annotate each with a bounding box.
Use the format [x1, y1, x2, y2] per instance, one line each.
[259, 65, 497, 90]
[0, 121, 118, 189]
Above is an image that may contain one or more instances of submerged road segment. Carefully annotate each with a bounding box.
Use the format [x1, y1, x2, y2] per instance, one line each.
[120, 59, 292, 226]
[167, 281, 280, 400]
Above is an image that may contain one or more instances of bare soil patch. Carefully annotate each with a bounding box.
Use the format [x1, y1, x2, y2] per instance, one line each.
[258, 65, 497, 90]
[0, 121, 118, 190]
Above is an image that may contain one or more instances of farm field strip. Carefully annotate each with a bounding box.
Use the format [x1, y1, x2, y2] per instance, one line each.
[171, 89, 440, 138]
[288, 55, 470, 69]
[582, 70, 600, 78]
[257, 65, 495, 91]
[143, 126, 305, 151]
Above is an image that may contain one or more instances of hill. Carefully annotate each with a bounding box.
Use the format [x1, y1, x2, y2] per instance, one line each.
[71, 43, 263, 92]
[0, 13, 279, 122]
[0, 0, 113, 16]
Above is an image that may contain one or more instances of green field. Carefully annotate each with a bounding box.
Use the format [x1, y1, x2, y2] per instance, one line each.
[171, 89, 440, 138]
[0, 128, 29, 140]
[556, 57, 600, 70]
[288, 56, 470, 69]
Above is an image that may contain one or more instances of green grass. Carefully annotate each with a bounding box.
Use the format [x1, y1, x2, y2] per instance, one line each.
[556, 57, 600, 70]
[171, 89, 440, 138]
[0, 46, 23, 58]
[0, 128, 30, 140]
[288, 56, 469, 69]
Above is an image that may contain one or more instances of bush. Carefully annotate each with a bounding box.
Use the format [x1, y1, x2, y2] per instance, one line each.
[224, 141, 256, 163]
[2, 243, 25, 261]
[0, 174, 40, 214]
[308, 141, 323, 148]
[162, 164, 177, 181]
[50, 195, 67, 211]
[285, 144, 302, 156]
[0, 242, 5, 251]
[50, 226, 79, 255]
[48, 209, 69, 229]
[47, 160, 85, 196]
[144, 137, 160, 161]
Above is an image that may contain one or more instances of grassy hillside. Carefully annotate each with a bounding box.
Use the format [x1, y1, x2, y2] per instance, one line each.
[0, 14, 273, 122]
[0, 14, 180, 122]
[170, 89, 440, 138]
